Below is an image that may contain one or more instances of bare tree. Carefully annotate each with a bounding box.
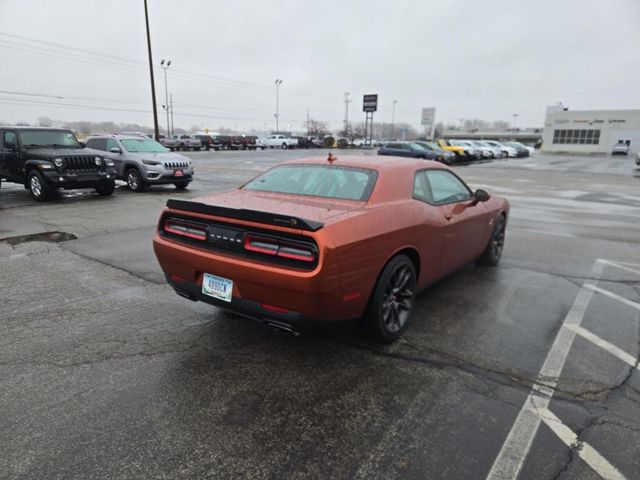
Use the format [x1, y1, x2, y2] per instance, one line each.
[305, 118, 329, 136]
[37, 116, 53, 127]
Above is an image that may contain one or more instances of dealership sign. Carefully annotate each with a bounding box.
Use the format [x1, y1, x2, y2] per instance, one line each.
[363, 94, 378, 112]
[421, 107, 436, 126]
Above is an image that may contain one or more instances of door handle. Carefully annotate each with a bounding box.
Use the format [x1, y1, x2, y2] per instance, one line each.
[444, 213, 453, 221]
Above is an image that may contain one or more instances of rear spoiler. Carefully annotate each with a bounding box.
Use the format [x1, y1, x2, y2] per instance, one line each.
[165, 199, 324, 232]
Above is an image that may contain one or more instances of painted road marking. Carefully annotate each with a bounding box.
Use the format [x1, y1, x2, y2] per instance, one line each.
[486, 259, 606, 480]
[584, 284, 640, 312]
[566, 324, 639, 370]
[538, 408, 627, 480]
[599, 260, 640, 277]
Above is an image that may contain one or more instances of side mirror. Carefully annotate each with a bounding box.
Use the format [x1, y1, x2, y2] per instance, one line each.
[79, 141, 86, 148]
[5, 141, 17, 150]
[110, 147, 122, 154]
[474, 189, 491, 202]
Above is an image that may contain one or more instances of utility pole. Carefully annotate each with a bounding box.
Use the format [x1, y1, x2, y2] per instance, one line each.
[512, 113, 519, 130]
[169, 93, 174, 136]
[143, 0, 160, 141]
[161, 59, 171, 136]
[391, 100, 397, 138]
[306, 109, 310, 136]
[274, 79, 283, 133]
[343, 92, 352, 138]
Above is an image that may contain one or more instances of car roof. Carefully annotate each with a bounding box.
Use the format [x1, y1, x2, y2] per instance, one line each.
[87, 134, 153, 140]
[1, 126, 71, 131]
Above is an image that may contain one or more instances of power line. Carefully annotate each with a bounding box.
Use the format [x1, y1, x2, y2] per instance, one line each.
[0, 31, 338, 100]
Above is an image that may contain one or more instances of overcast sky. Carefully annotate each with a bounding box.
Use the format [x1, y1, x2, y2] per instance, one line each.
[1, 0, 639, 133]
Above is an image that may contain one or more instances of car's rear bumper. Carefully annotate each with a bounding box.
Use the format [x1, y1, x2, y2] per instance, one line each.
[153, 233, 364, 325]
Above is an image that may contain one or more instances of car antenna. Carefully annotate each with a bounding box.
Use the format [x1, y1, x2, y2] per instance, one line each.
[327, 153, 337, 164]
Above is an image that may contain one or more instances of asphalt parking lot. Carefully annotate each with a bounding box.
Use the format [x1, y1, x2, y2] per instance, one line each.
[1, 150, 639, 479]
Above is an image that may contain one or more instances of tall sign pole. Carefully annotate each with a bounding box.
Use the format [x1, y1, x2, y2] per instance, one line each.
[363, 94, 378, 147]
[421, 107, 436, 140]
[144, 0, 160, 141]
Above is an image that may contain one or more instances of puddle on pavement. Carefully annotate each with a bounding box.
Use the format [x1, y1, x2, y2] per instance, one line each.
[0, 231, 78, 246]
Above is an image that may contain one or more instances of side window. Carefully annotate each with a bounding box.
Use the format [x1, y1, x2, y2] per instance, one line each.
[3, 131, 17, 149]
[87, 138, 107, 151]
[106, 139, 119, 151]
[425, 170, 472, 204]
[412, 171, 433, 203]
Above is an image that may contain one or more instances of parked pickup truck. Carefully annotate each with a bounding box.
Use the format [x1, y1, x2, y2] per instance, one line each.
[257, 134, 299, 150]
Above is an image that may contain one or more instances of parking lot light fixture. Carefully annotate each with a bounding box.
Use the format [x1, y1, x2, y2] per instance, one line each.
[275, 79, 283, 133]
[391, 100, 397, 138]
[161, 59, 171, 136]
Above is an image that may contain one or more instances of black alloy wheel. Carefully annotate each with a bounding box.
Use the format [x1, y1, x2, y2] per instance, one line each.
[478, 215, 506, 266]
[126, 168, 144, 192]
[364, 255, 417, 343]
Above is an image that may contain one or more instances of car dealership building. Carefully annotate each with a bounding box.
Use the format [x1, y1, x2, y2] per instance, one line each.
[541, 104, 640, 154]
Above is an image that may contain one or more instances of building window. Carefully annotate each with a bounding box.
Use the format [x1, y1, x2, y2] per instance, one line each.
[552, 129, 601, 145]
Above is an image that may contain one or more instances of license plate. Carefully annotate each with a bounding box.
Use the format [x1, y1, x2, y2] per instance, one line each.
[174, 169, 184, 177]
[202, 273, 233, 302]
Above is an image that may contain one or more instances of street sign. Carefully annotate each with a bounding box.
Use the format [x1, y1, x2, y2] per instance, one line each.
[421, 107, 436, 126]
[363, 94, 378, 112]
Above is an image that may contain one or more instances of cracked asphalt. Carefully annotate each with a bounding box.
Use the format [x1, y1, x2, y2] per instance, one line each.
[1, 150, 639, 479]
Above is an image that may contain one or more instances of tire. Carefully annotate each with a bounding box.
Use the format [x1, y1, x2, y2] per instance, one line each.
[125, 168, 144, 192]
[478, 214, 506, 266]
[363, 255, 417, 343]
[95, 180, 115, 196]
[281, 143, 287, 149]
[174, 181, 190, 190]
[28, 170, 53, 202]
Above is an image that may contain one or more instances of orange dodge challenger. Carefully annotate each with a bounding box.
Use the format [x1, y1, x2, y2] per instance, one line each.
[153, 155, 509, 342]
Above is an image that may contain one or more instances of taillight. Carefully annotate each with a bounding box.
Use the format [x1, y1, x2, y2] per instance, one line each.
[244, 235, 279, 255]
[277, 244, 315, 262]
[244, 234, 316, 263]
[164, 220, 207, 241]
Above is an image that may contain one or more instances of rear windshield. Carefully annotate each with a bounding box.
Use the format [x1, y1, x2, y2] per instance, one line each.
[243, 164, 377, 201]
[121, 138, 167, 153]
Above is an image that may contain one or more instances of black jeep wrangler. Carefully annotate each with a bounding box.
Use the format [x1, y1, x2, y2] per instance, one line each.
[0, 127, 116, 201]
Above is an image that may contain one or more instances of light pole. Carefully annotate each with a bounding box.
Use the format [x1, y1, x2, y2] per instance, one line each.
[143, 0, 160, 140]
[391, 100, 397, 138]
[161, 59, 171, 136]
[512, 113, 519, 130]
[274, 79, 283, 133]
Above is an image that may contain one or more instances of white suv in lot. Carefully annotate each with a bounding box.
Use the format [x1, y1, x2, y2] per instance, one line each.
[85, 134, 194, 192]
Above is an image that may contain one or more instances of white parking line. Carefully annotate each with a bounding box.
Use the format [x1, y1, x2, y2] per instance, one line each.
[486, 259, 606, 480]
[538, 408, 627, 480]
[566, 324, 639, 369]
[584, 284, 640, 311]
[599, 260, 640, 277]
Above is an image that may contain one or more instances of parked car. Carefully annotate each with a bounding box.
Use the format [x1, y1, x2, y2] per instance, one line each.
[257, 134, 299, 149]
[636, 151, 640, 166]
[467, 140, 496, 159]
[153, 155, 509, 342]
[161, 136, 179, 151]
[211, 135, 232, 150]
[413, 141, 457, 164]
[475, 141, 506, 158]
[378, 142, 440, 160]
[85, 134, 194, 192]
[294, 136, 319, 148]
[482, 140, 518, 158]
[436, 139, 471, 161]
[0, 127, 116, 201]
[192, 134, 213, 151]
[612, 141, 630, 155]
[230, 135, 258, 150]
[503, 142, 530, 157]
[448, 140, 482, 160]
